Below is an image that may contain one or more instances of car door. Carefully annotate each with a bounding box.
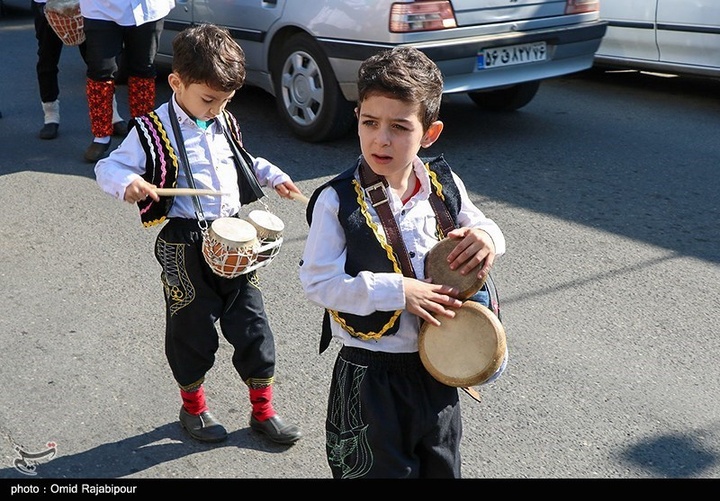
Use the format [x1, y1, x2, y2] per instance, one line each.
[189, 0, 286, 91]
[656, 0, 720, 70]
[158, 0, 193, 62]
[596, 0, 659, 62]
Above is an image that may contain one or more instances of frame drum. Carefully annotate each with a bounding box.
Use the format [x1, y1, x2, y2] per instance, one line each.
[419, 301, 506, 387]
[425, 237, 487, 300]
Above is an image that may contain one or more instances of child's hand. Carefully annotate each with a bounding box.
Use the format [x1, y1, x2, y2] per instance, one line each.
[273, 180, 307, 203]
[403, 277, 463, 326]
[124, 178, 160, 204]
[444, 228, 497, 280]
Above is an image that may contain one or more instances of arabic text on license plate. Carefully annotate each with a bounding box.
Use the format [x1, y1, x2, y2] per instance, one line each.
[478, 41, 547, 69]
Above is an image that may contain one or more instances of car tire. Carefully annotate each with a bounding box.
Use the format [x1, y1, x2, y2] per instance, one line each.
[467, 81, 541, 111]
[272, 33, 355, 142]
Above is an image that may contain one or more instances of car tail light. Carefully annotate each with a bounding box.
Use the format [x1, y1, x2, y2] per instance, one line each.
[390, 1, 457, 33]
[565, 0, 599, 14]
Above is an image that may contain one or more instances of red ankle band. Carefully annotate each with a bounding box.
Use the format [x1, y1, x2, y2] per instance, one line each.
[180, 386, 208, 416]
[249, 386, 275, 422]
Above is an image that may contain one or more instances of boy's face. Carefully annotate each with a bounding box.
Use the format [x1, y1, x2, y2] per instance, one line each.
[168, 73, 236, 122]
[356, 93, 442, 180]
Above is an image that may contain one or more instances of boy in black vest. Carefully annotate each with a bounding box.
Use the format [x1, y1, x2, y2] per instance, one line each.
[95, 24, 303, 445]
[299, 46, 506, 478]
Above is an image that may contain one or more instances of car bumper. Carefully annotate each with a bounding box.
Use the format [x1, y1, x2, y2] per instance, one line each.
[323, 20, 608, 101]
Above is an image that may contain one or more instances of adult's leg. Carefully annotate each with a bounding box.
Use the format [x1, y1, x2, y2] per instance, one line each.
[83, 18, 123, 161]
[123, 19, 163, 117]
[33, 1, 63, 138]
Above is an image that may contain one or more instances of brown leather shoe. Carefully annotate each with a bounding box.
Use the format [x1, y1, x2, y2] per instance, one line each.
[84, 140, 111, 163]
[250, 414, 302, 445]
[39, 123, 59, 140]
[179, 407, 228, 443]
[112, 121, 129, 137]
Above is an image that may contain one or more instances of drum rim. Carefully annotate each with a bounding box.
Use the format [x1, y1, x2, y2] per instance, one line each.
[418, 301, 506, 387]
[209, 217, 258, 248]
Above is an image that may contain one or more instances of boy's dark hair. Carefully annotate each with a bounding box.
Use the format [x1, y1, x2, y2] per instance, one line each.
[357, 46, 443, 130]
[172, 24, 246, 92]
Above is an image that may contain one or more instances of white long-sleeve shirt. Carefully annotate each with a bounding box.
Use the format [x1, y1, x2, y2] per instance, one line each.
[95, 96, 290, 220]
[79, 0, 175, 27]
[298, 156, 506, 354]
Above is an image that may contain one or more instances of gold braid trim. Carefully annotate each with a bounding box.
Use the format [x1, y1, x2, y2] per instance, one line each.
[327, 178, 403, 341]
[246, 376, 274, 389]
[142, 216, 166, 228]
[425, 161, 448, 240]
[178, 377, 205, 392]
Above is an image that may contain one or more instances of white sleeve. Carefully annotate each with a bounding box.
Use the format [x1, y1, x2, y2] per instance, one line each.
[298, 186, 406, 315]
[94, 128, 146, 201]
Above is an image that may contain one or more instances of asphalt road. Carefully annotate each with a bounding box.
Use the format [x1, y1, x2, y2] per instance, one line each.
[1, 6, 720, 488]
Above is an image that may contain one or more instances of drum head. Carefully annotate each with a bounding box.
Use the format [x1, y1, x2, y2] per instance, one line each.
[425, 237, 487, 299]
[210, 218, 257, 248]
[419, 301, 506, 387]
[247, 210, 284, 239]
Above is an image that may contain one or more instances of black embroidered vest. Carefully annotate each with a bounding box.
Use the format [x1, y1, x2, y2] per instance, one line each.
[132, 108, 247, 227]
[306, 155, 462, 353]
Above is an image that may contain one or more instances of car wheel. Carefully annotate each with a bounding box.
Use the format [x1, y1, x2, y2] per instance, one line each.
[467, 81, 541, 111]
[272, 33, 355, 142]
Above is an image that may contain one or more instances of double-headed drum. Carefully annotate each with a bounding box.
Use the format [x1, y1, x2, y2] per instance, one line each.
[421, 236, 507, 388]
[202, 218, 258, 278]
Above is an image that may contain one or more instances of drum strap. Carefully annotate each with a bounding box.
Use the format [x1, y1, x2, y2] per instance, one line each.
[358, 159, 416, 278]
[217, 117, 266, 206]
[167, 100, 208, 230]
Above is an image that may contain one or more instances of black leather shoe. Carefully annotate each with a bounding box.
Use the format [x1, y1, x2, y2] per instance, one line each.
[179, 407, 228, 443]
[112, 120, 129, 137]
[250, 414, 302, 445]
[84, 140, 111, 163]
[39, 123, 59, 140]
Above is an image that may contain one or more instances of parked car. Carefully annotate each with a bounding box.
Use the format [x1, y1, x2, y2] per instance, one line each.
[157, 1, 607, 142]
[594, 0, 720, 79]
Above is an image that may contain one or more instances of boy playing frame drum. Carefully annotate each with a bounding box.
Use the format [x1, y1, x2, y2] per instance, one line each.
[95, 24, 304, 445]
[299, 46, 506, 478]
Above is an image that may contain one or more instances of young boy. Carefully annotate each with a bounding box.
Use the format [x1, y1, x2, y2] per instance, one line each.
[95, 24, 303, 445]
[298, 46, 506, 478]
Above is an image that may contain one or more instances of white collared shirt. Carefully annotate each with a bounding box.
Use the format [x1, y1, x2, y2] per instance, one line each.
[94, 96, 290, 220]
[298, 157, 506, 354]
[79, 0, 175, 26]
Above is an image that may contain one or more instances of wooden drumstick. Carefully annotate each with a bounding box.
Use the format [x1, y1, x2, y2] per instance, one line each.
[288, 191, 309, 205]
[154, 188, 229, 197]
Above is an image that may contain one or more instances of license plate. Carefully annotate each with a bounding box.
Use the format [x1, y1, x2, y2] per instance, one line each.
[477, 41, 547, 69]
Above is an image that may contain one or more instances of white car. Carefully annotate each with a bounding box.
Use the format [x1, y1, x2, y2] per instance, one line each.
[594, 0, 720, 79]
[156, 0, 607, 142]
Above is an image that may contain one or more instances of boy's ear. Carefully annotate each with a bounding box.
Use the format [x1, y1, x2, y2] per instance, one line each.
[421, 120, 444, 148]
[167, 72, 183, 93]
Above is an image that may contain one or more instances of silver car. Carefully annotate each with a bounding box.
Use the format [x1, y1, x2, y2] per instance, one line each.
[157, 0, 607, 142]
[594, 0, 720, 79]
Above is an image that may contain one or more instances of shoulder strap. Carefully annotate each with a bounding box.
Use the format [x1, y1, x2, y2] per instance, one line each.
[167, 101, 207, 228]
[358, 159, 416, 278]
